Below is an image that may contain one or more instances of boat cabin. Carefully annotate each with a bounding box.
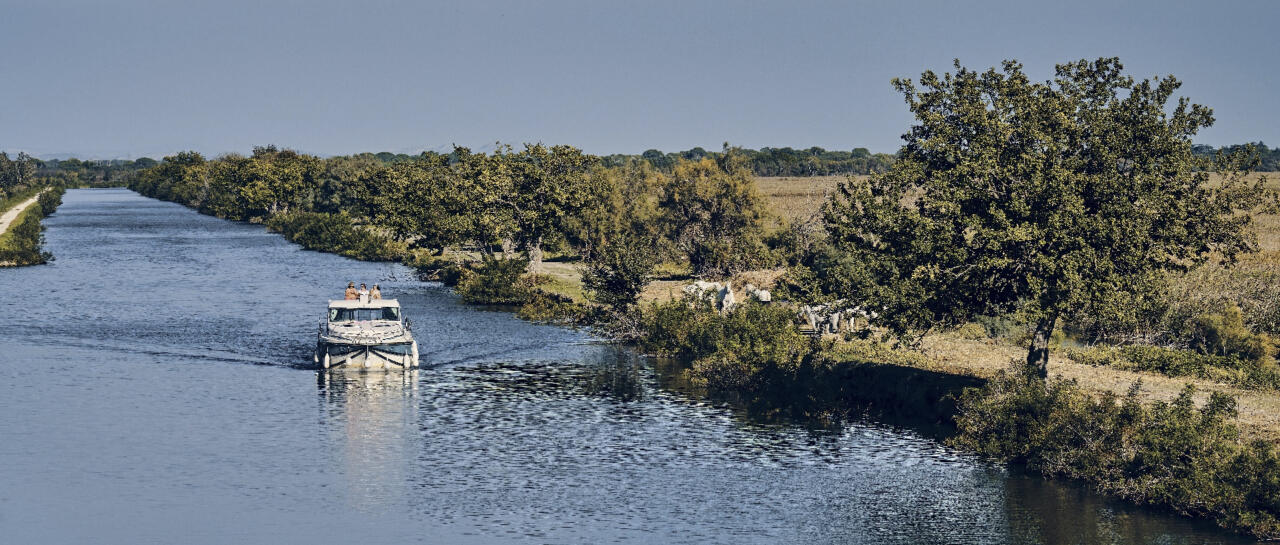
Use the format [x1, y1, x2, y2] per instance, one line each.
[327, 299, 403, 322]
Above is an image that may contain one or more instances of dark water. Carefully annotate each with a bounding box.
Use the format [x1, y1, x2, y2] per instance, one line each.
[0, 189, 1251, 544]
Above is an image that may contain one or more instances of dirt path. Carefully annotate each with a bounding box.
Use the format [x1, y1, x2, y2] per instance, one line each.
[919, 335, 1280, 442]
[0, 192, 42, 235]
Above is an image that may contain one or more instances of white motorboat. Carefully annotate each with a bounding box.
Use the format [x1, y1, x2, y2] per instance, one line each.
[315, 298, 419, 370]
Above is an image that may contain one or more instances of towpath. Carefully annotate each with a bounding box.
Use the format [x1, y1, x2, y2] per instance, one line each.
[0, 192, 42, 236]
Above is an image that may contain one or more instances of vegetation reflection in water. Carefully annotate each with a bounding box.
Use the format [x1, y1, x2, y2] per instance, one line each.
[314, 354, 1247, 545]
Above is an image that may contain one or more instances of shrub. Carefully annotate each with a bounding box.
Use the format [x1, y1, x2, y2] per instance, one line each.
[455, 256, 531, 305]
[582, 230, 656, 312]
[826, 338, 935, 369]
[688, 233, 775, 279]
[638, 298, 815, 391]
[409, 254, 467, 285]
[36, 187, 64, 218]
[1064, 344, 1279, 390]
[952, 366, 1280, 538]
[953, 322, 988, 341]
[1190, 303, 1275, 366]
[974, 314, 1026, 342]
[267, 211, 404, 261]
[517, 289, 586, 324]
[0, 207, 50, 265]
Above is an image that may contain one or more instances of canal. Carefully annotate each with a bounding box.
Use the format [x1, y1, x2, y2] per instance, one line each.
[0, 189, 1248, 544]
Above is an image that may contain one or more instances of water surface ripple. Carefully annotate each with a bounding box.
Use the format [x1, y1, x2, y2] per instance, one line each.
[0, 189, 1247, 544]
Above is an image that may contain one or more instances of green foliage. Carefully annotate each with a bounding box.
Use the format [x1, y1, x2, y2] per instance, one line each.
[36, 187, 63, 217]
[408, 254, 468, 285]
[953, 322, 988, 341]
[455, 256, 531, 305]
[582, 229, 657, 312]
[266, 211, 403, 261]
[602, 145, 897, 177]
[0, 185, 64, 266]
[638, 299, 815, 391]
[658, 151, 773, 278]
[0, 205, 50, 265]
[516, 289, 587, 325]
[820, 57, 1267, 374]
[826, 338, 936, 369]
[1195, 142, 1280, 172]
[952, 367, 1280, 538]
[1189, 304, 1275, 364]
[121, 143, 783, 286]
[1065, 344, 1280, 391]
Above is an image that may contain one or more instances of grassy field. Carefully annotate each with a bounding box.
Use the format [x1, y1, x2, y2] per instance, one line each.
[754, 175, 852, 222]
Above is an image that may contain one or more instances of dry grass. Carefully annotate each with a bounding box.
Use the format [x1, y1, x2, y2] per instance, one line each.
[754, 176, 856, 222]
[914, 332, 1280, 442]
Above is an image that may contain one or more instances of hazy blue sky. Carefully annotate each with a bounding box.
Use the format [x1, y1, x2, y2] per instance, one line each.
[1, 0, 1276, 159]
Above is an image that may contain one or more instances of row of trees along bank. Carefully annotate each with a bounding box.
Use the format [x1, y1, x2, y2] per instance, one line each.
[125, 57, 1280, 537]
[127, 143, 778, 287]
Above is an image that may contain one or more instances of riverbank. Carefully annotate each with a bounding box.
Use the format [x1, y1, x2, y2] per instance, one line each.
[0, 189, 43, 232]
[0, 186, 63, 267]
[124, 150, 1280, 539]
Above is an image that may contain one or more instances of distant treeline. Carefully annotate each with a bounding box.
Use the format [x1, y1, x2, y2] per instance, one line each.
[10, 141, 1277, 185]
[1194, 143, 1280, 171]
[601, 146, 898, 177]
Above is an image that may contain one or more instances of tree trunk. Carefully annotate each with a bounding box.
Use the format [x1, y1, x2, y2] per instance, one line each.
[527, 237, 543, 274]
[1026, 314, 1057, 379]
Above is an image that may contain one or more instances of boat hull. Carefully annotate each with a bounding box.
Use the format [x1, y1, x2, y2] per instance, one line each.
[316, 341, 419, 370]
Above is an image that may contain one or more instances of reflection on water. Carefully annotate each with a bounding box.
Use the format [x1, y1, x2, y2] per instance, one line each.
[0, 189, 1254, 544]
[319, 371, 420, 512]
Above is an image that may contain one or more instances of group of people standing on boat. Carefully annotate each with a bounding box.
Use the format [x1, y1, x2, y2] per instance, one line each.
[344, 282, 381, 302]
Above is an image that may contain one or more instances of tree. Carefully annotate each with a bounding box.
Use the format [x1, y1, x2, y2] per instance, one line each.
[576, 161, 663, 312]
[583, 229, 657, 313]
[823, 58, 1267, 377]
[659, 149, 771, 278]
[503, 144, 595, 271]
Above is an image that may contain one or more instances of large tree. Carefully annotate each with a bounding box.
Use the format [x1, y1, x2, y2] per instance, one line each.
[659, 149, 770, 278]
[823, 58, 1267, 377]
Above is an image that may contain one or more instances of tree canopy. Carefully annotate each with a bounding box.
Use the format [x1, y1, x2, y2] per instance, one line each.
[822, 57, 1269, 376]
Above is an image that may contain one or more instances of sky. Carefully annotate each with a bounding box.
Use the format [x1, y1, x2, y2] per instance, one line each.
[1, 0, 1277, 159]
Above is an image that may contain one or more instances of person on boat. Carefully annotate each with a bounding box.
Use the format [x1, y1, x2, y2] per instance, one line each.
[358, 283, 370, 303]
[370, 284, 382, 300]
[344, 282, 358, 300]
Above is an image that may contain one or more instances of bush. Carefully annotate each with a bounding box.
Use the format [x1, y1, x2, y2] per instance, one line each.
[974, 314, 1026, 341]
[952, 366, 1280, 538]
[0, 207, 50, 265]
[953, 322, 988, 341]
[638, 298, 815, 391]
[267, 211, 404, 261]
[455, 256, 531, 305]
[826, 338, 935, 369]
[517, 289, 586, 324]
[688, 233, 775, 279]
[36, 187, 64, 218]
[1190, 304, 1275, 366]
[582, 231, 656, 312]
[409, 254, 467, 285]
[1065, 344, 1279, 390]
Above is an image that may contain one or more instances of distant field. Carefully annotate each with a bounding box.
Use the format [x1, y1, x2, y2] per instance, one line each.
[754, 175, 856, 222]
[757, 173, 1280, 248]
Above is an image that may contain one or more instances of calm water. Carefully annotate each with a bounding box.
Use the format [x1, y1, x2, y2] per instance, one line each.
[0, 189, 1250, 544]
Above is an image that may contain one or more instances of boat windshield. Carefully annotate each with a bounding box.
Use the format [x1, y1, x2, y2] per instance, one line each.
[329, 307, 400, 322]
